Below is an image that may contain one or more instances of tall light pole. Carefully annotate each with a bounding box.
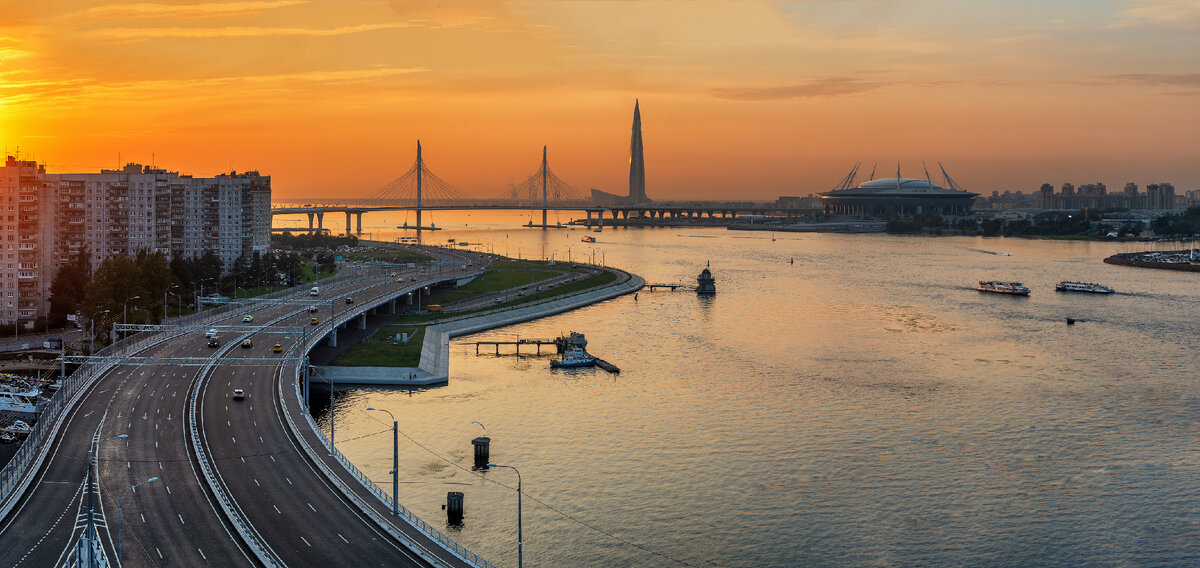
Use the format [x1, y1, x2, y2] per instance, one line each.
[122, 295, 140, 329]
[89, 309, 109, 355]
[76, 433, 127, 568]
[118, 476, 158, 558]
[366, 407, 399, 516]
[488, 463, 523, 568]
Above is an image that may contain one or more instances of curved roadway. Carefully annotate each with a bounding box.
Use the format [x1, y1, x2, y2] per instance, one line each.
[0, 251, 489, 567]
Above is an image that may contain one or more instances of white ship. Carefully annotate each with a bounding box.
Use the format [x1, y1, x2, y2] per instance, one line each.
[977, 281, 1031, 296]
[1055, 281, 1114, 294]
[0, 384, 40, 414]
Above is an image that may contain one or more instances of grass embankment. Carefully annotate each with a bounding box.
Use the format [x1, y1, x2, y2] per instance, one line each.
[341, 248, 434, 263]
[331, 327, 426, 367]
[328, 262, 622, 367]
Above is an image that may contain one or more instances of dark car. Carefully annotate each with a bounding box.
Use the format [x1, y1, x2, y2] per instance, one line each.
[207, 337, 219, 347]
[232, 389, 245, 400]
[344, 297, 354, 304]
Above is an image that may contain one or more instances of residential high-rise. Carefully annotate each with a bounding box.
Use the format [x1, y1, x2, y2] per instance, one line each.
[0, 156, 270, 326]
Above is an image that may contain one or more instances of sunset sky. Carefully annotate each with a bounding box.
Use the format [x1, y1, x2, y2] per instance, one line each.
[2, 1, 1199, 201]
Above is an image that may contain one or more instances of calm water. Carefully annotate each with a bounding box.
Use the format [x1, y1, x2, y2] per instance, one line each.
[289, 210, 1200, 567]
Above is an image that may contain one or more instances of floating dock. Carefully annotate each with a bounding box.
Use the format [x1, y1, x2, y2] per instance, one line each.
[594, 358, 620, 374]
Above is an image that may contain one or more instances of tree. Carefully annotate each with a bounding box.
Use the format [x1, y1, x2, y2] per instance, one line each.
[82, 256, 142, 341]
[137, 252, 171, 321]
[48, 249, 91, 328]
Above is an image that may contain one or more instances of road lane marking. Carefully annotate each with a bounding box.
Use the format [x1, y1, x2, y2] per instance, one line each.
[157, 548, 163, 559]
[338, 533, 348, 543]
[273, 505, 281, 514]
[198, 548, 207, 560]
[254, 479, 260, 487]
[307, 502, 316, 512]
[285, 477, 292, 485]
[259, 436, 264, 444]
[269, 455, 275, 463]
[165, 485, 171, 495]
[300, 536, 311, 547]
[140, 513, 145, 523]
[232, 437, 237, 444]
[178, 513, 185, 525]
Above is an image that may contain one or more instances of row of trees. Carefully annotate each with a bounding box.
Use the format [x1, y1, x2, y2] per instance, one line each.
[1150, 206, 1200, 236]
[47, 249, 321, 341]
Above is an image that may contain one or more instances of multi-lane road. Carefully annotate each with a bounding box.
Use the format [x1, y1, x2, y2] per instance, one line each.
[0, 252, 491, 567]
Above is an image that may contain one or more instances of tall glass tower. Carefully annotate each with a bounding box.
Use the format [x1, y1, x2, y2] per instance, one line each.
[628, 100, 648, 203]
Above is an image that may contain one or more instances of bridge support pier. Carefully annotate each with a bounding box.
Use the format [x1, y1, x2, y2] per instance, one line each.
[358, 314, 367, 330]
[345, 212, 352, 237]
[316, 212, 325, 230]
[327, 328, 337, 347]
[388, 299, 397, 314]
[356, 212, 363, 235]
[307, 212, 315, 230]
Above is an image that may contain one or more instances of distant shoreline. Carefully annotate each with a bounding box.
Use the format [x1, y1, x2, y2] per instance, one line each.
[1104, 253, 1200, 272]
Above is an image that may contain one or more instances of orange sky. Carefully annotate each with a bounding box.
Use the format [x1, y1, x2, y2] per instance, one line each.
[3, 1, 1199, 201]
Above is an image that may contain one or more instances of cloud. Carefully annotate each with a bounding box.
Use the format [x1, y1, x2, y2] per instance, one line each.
[72, 1, 307, 20]
[1101, 73, 1200, 87]
[710, 77, 887, 101]
[1110, 0, 1200, 30]
[0, 48, 32, 61]
[92, 22, 417, 40]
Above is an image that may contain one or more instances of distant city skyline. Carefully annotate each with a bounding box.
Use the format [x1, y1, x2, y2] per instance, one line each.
[3, 1, 1200, 199]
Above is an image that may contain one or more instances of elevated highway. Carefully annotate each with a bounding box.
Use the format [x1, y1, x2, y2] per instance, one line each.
[0, 255, 493, 567]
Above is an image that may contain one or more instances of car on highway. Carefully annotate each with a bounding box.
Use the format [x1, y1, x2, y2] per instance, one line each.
[344, 297, 354, 304]
[241, 339, 252, 348]
[205, 329, 218, 338]
[232, 389, 245, 400]
[273, 343, 283, 353]
[242, 314, 254, 322]
[310, 317, 319, 325]
[308, 305, 319, 313]
[207, 337, 219, 347]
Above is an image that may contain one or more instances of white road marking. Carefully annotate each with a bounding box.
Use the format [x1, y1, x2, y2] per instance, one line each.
[232, 437, 237, 444]
[178, 513, 185, 525]
[254, 479, 260, 487]
[140, 513, 145, 523]
[156, 548, 163, 559]
[259, 436, 264, 444]
[269, 455, 275, 463]
[285, 477, 292, 485]
[307, 502, 316, 512]
[165, 485, 171, 495]
[300, 536, 311, 547]
[273, 505, 281, 514]
[198, 548, 207, 560]
[338, 533, 348, 543]
[240, 457, 245, 463]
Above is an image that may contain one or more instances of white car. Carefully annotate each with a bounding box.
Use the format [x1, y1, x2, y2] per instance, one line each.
[242, 315, 254, 322]
[205, 329, 217, 338]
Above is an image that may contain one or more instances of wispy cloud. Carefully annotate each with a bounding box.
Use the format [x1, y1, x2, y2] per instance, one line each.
[1101, 73, 1200, 87]
[0, 48, 32, 61]
[710, 77, 888, 101]
[1110, 0, 1200, 30]
[92, 22, 415, 40]
[72, 1, 307, 20]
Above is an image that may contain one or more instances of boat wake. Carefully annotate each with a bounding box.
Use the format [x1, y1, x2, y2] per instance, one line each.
[964, 247, 1012, 256]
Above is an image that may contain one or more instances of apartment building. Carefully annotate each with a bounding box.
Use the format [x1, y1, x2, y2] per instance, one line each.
[0, 156, 270, 327]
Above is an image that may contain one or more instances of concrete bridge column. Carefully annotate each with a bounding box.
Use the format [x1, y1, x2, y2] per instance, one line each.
[356, 212, 363, 235]
[406, 292, 413, 305]
[316, 212, 324, 229]
[389, 299, 397, 314]
[345, 211, 353, 236]
[358, 314, 367, 330]
[327, 328, 338, 347]
[584, 210, 592, 227]
[611, 209, 619, 221]
[622, 210, 629, 220]
[307, 212, 315, 229]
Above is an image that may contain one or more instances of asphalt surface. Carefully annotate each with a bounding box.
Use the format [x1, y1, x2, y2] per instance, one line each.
[0, 251, 492, 568]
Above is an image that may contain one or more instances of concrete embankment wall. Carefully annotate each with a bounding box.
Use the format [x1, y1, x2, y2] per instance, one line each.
[420, 269, 645, 382]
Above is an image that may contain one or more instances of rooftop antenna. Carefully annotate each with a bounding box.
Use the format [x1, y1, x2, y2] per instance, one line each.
[922, 161, 932, 184]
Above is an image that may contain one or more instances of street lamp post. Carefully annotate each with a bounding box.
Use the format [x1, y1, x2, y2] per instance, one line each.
[76, 434, 127, 567]
[366, 407, 399, 516]
[488, 463, 523, 568]
[118, 476, 158, 558]
[89, 309, 109, 355]
[122, 295, 140, 330]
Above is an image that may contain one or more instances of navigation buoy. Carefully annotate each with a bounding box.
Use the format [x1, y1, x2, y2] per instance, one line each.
[445, 491, 465, 525]
[1066, 318, 1076, 325]
[472, 436, 491, 470]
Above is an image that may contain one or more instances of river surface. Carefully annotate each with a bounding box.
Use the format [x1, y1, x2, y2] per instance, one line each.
[281, 210, 1200, 567]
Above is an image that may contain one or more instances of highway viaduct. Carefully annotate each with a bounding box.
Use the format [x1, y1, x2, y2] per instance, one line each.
[0, 254, 495, 567]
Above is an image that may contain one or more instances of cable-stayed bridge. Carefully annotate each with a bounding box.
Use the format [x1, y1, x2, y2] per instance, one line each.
[271, 142, 789, 236]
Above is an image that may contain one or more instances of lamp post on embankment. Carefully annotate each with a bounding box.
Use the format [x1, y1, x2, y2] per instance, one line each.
[488, 463, 523, 568]
[366, 407, 399, 516]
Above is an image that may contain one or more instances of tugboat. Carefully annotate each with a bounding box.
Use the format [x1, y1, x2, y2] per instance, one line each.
[581, 235, 596, 243]
[696, 263, 716, 295]
[551, 332, 597, 368]
[976, 281, 1030, 296]
[1055, 281, 1114, 294]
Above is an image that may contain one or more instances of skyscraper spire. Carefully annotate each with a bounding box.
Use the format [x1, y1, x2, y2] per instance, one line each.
[628, 99, 647, 203]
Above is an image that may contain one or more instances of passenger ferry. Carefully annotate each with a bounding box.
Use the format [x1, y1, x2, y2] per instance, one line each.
[1055, 281, 1114, 294]
[976, 281, 1031, 296]
[581, 236, 596, 243]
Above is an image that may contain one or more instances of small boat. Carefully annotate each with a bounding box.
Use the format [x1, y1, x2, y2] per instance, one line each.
[6, 420, 30, 434]
[581, 236, 596, 243]
[1055, 281, 1114, 294]
[697, 263, 716, 295]
[976, 281, 1030, 296]
[551, 345, 597, 368]
[0, 432, 14, 444]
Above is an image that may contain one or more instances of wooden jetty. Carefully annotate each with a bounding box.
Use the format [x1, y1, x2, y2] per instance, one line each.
[474, 338, 564, 355]
[594, 358, 620, 374]
[646, 283, 690, 291]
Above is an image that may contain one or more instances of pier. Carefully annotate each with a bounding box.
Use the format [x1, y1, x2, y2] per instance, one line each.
[474, 338, 565, 355]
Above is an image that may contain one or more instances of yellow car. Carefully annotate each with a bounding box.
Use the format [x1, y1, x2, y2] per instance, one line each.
[273, 343, 283, 353]
[310, 317, 319, 325]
